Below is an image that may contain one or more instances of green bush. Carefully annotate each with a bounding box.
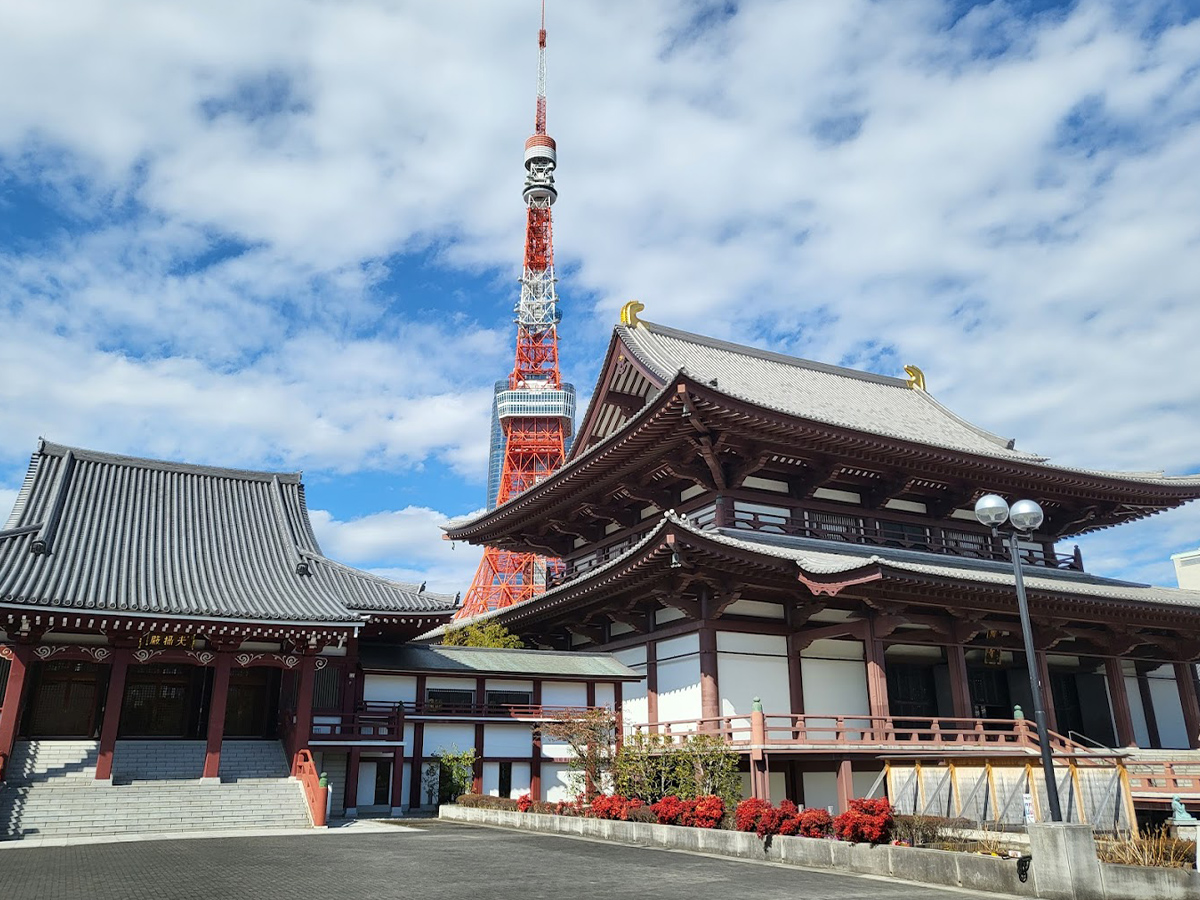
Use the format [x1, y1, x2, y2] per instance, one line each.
[613, 731, 741, 807]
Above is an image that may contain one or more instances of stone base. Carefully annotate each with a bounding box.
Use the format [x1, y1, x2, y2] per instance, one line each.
[198, 776, 221, 786]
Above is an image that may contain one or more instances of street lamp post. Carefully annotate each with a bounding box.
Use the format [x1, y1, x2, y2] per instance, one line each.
[974, 493, 1064, 823]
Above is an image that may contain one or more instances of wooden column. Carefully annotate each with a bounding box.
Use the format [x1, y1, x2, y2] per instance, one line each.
[94, 648, 131, 782]
[786, 633, 805, 716]
[0, 645, 31, 782]
[202, 653, 232, 780]
[698, 626, 720, 727]
[390, 748, 406, 815]
[864, 619, 890, 728]
[472, 723, 485, 794]
[1136, 666, 1162, 749]
[1035, 652, 1058, 734]
[646, 640, 659, 730]
[1104, 658, 1136, 747]
[947, 644, 972, 719]
[1175, 663, 1200, 750]
[343, 746, 361, 817]
[409, 722, 426, 808]
[531, 680, 543, 800]
[293, 655, 317, 755]
[836, 758, 854, 814]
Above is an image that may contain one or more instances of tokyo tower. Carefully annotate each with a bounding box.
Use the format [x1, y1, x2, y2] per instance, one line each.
[457, 2, 575, 619]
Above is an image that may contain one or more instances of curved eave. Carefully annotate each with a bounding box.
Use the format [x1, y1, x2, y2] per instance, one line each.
[445, 375, 1200, 546]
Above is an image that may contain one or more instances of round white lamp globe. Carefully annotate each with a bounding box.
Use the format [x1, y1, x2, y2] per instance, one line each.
[1009, 499, 1044, 533]
[974, 494, 1010, 527]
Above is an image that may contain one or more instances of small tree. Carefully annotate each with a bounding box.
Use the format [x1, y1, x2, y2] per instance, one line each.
[442, 621, 525, 649]
[541, 707, 617, 800]
[614, 730, 741, 807]
[426, 745, 477, 805]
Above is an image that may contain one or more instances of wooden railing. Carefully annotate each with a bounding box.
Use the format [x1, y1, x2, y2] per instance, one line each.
[381, 701, 601, 721]
[304, 702, 606, 742]
[1125, 760, 1200, 796]
[292, 749, 327, 827]
[311, 707, 404, 741]
[633, 713, 1102, 758]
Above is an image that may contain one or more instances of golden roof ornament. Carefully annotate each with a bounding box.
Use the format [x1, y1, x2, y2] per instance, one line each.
[903, 364, 926, 391]
[619, 300, 644, 327]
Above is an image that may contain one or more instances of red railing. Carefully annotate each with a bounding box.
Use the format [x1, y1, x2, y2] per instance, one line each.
[369, 701, 601, 720]
[311, 707, 404, 741]
[633, 714, 1102, 758]
[292, 749, 327, 827]
[1125, 760, 1200, 796]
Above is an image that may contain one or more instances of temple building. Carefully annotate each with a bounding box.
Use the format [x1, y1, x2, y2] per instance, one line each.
[0, 441, 633, 840]
[441, 309, 1200, 824]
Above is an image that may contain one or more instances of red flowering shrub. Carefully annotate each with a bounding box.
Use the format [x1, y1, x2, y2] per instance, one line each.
[754, 800, 799, 838]
[555, 795, 585, 817]
[734, 798, 773, 833]
[650, 795, 688, 825]
[832, 798, 894, 844]
[516, 793, 533, 813]
[588, 794, 645, 821]
[686, 795, 726, 829]
[796, 807, 833, 838]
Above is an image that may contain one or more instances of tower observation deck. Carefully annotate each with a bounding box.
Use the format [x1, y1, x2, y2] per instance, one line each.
[459, 4, 574, 618]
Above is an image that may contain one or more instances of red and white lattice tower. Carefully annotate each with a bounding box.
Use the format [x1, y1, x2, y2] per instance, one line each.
[457, 3, 574, 619]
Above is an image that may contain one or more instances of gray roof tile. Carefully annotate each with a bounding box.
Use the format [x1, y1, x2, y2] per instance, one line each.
[0, 441, 457, 623]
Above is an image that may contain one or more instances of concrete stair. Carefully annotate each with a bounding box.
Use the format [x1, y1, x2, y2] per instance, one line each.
[0, 740, 312, 841]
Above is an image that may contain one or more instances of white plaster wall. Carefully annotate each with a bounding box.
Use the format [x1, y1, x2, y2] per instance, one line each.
[803, 772, 838, 812]
[1125, 674, 1152, 747]
[422, 723, 476, 755]
[1147, 666, 1189, 749]
[656, 607, 686, 625]
[483, 724, 533, 757]
[540, 740, 575, 759]
[363, 674, 417, 704]
[800, 657, 870, 738]
[657, 654, 701, 726]
[722, 599, 785, 620]
[542, 681, 587, 708]
[595, 683, 615, 708]
[716, 631, 790, 722]
[613, 647, 648, 727]
[543, 763, 576, 802]
[482, 762, 532, 798]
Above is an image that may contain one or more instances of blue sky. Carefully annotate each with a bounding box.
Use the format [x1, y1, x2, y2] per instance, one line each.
[2, 0, 1199, 592]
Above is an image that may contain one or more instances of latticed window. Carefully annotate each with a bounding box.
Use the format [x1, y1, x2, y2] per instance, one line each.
[944, 529, 989, 558]
[806, 510, 862, 540]
[880, 520, 930, 550]
[312, 666, 343, 710]
[425, 688, 475, 711]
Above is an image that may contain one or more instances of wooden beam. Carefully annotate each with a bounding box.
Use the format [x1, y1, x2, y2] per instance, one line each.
[604, 390, 646, 416]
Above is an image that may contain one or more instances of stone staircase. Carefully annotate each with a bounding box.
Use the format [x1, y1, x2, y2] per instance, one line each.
[0, 740, 314, 841]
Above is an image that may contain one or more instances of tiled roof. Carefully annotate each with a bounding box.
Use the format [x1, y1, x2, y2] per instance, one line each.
[618, 321, 1200, 486]
[359, 643, 640, 680]
[0, 441, 457, 624]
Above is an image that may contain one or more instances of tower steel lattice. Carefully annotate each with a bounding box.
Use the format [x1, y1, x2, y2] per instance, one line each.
[458, 3, 574, 619]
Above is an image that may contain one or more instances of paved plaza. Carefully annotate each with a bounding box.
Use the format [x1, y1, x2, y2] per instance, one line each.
[0, 820, 1005, 900]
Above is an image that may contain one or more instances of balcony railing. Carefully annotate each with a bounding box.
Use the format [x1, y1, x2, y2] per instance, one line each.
[728, 511, 1084, 571]
[311, 707, 404, 742]
[631, 714, 1104, 758]
[305, 702, 605, 743]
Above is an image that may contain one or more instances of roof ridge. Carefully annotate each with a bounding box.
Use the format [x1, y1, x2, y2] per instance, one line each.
[36, 439, 302, 483]
[623, 320, 912, 389]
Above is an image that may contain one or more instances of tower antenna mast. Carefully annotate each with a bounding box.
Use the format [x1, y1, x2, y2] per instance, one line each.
[458, 2, 574, 619]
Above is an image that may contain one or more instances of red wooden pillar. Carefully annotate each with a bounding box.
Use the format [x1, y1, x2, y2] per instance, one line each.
[294, 655, 317, 755]
[390, 748, 406, 815]
[646, 641, 659, 730]
[1174, 663, 1200, 750]
[864, 620, 890, 736]
[95, 648, 131, 782]
[344, 746, 362, 817]
[202, 653, 232, 781]
[612, 681, 624, 751]
[698, 626, 720, 728]
[836, 758, 854, 814]
[1104, 658, 1136, 747]
[472, 723, 485, 794]
[786, 632, 805, 716]
[947, 644, 972, 719]
[1035, 652, 1058, 734]
[530, 680, 543, 799]
[0, 645, 31, 782]
[408, 722, 425, 808]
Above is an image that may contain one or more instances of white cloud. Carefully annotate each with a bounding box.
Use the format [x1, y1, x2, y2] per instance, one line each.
[0, 0, 1198, 590]
[308, 505, 485, 595]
